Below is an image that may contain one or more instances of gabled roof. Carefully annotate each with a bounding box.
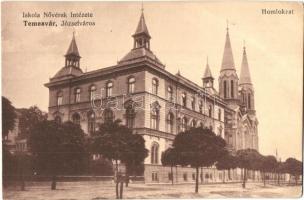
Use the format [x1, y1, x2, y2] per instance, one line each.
[65, 33, 80, 57]
[239, 46, 252, 85]
[221, 28, 235, 71]
[133, 12, 150, 37]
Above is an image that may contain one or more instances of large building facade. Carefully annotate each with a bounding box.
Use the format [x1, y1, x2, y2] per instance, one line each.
[45, 11, 258, 183]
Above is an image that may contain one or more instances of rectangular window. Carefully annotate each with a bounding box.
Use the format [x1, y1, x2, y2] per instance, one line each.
[152, 172, 158, 181]
[168, 172, 173, 181]
[183, 173, 188, 181]
[57, 96, 63, 106]
[192, 173, 196, 180]
[75, 93, 80, 102]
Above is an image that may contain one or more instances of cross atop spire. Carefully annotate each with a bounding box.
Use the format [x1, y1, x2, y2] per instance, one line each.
[239, 43, 252, 85]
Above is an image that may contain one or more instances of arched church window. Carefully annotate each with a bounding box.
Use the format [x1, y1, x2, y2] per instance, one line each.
[248, 93, 251, 109]
[223, 81, 227, 98]
[231, 80, 234, 98]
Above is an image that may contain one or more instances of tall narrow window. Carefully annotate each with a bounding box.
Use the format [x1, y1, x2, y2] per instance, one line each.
[72, 113, 80, 125]
[248, 93, 251, 109]
[231, 80, 234, 98]
[151, 143, 159, 164]
[88, 111, 96, 134]
[104, 109, 114, 123]
[106, 82, 113, 97]
[208, 105, 212, 118]
[168, 86, 173, 101]
[152, 78, 158, 95]
[182, 93, 187, 107]
[218, 109, 222, 121]
[191, 97, 195, 110]
[89, 85, 96, 101]
[199, 100, 203, 113]
[151, 108, 160, 130]
[128, 77, 135, 94]
[167, 113, 174, 133]
[181, 117, 187, 132]
[57, 91, 63, 106]
[126, 106, 135, 128]
[75, 88, 81, 103]
[191, 119, 196, 127]
[223, 81, 227, 98]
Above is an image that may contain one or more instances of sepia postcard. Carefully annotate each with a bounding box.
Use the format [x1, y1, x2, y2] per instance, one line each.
[1, 1, 303, 199]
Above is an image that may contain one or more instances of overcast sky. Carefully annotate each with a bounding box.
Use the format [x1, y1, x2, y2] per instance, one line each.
[2, 2, 303, 161]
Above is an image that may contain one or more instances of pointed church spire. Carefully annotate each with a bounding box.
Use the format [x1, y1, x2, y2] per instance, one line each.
[220, 26, 235, 71]
[239, 44, 252, 85]
[203, 56, 213, 78]
[65, 32, 80, 57]
[203, 56, 214, 88]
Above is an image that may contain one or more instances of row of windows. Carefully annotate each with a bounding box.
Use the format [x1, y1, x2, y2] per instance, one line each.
[151, 109, 222, 134]
[56, 77, 136, 106]
[54, 107, 136, 134]
[151, 172, 215, 182]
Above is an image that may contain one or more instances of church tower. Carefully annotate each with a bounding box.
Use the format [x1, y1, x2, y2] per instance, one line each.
[65, 32, 81, 68]
[239, 44, 255, 115]
[202, 57, 214, 88]
[219, 26, 239, 106]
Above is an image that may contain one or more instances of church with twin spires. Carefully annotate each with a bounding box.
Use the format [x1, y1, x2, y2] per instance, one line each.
[45, 9, 258, 183]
